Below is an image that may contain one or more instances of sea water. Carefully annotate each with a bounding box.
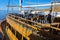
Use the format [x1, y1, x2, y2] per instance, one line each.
[0, 10, 19, 21]
[0, 10, 7, 21]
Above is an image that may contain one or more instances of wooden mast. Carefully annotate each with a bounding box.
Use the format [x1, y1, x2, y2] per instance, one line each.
[19, 0, 22, 14]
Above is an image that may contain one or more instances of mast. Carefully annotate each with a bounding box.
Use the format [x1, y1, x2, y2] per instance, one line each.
[49, 0, 54, 23]
[50, 2, 53, 14]
[51, 0, 57, 23]
[50, 0, 56, 14]
[7, 0, 10, 13]
[19, 0, 22, 14]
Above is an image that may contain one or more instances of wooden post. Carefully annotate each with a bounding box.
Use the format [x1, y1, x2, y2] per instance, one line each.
[22, 35, 23, 40]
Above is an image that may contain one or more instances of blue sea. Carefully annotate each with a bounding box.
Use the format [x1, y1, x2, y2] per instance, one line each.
[0, 10, 7, 21]
[0, 10, 19, 21]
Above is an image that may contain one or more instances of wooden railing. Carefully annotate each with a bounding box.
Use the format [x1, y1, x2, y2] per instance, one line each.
[7, 14, 60, 31]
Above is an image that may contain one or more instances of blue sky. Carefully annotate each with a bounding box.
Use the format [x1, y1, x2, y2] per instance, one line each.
[0, 0, 51, 10]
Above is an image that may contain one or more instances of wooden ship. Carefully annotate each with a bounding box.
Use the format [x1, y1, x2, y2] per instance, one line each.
[1, 0, 60, 40]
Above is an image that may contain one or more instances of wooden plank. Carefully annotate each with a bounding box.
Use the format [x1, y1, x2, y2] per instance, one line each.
[6, 28, 18, 40]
